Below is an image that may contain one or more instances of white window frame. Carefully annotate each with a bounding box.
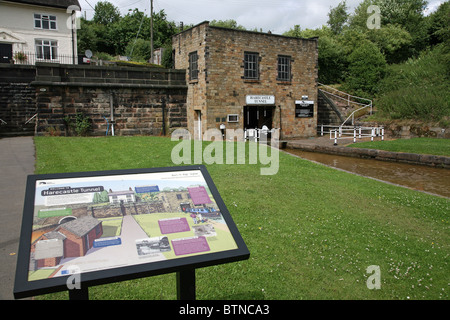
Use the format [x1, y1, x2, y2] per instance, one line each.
[35, 39, 58, 60]
[227, 114, 239, 123]
[34, 13, 57, 30]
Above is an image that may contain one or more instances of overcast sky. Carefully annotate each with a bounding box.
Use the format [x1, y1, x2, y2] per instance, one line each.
[79, 0, 445, 34]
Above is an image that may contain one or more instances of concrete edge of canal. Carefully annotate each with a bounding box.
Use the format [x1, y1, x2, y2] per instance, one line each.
[285, 141, 450, 169]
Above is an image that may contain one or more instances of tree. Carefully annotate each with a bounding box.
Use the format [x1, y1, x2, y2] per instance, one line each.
[327, 1, 349, 35]
[125, 38, 152, 61]
[283, 25, 348, 84]
[366, 23, 412, 63]
[377, 0, 429, 54]
[318, 35, 348, 84]
[108, 9, 178, 57]
[349, 0, 376, 30]
[344, 39, 387, 95]
[283, 25, 302, 38]
[210, 19, 247, 30]
[427, 1, 450, 46]
[93, 1, 120, 25]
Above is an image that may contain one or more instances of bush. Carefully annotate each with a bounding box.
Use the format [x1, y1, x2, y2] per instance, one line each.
[343, 40, 387, 96]
[125, 38, 152, 62]
[64, 113, 91, 136]
[375, 44, 450, 121]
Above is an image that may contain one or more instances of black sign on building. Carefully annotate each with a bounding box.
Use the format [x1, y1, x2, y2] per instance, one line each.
[295, 100, 314, 118]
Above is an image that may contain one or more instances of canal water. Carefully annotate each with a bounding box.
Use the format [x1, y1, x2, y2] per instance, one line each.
[285, 149, 450, 198]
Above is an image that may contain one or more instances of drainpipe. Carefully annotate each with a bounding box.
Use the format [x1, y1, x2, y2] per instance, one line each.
[110, 92, 115, 136]
[278, 105, 282, 140]
[161, 96, 167, 136]
[71, 10, 76, 64]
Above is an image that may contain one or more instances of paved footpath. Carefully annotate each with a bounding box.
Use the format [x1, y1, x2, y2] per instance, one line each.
[0, 137, 35, 300]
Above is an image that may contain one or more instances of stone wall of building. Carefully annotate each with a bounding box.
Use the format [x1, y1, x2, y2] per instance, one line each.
[172, 22, 209, 139]
[173, 21, 319, 140]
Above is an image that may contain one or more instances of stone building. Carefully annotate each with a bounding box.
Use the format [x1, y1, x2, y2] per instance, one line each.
[172, 21, 319, 140]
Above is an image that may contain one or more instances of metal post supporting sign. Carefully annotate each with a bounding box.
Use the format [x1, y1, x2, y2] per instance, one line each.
[177, 269, 196, 300]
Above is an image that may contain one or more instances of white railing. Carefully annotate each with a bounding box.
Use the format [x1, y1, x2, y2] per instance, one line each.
[11, 51, 77, 65]
[321, 124, 384, 145]
[0, 118, 6, 125]
[318, 82, 373, 126]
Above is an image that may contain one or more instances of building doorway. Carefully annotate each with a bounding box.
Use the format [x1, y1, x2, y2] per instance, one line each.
[0, 43, 12, 63]
[244, 106, 274, 130]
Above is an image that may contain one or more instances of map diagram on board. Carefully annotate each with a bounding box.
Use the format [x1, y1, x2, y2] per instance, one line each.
[29, 170, 238, 281]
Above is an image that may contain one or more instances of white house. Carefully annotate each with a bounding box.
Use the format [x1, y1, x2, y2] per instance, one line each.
[108, 190, 136, 204]
[0, 0, 80, 64]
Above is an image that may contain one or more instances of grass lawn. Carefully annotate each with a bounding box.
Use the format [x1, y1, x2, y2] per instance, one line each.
[33, 136, 449, 300]
[351, 138, 450, 156]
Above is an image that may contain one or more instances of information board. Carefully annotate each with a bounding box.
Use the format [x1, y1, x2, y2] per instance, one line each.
[295, 100, 314, 118]
[14, 165, 249, 299]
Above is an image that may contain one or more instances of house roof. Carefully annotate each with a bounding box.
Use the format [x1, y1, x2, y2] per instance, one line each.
[59, 216, 101, 238]
[43, 230, 67, 241]
[108, 190, 135, 196]
[3, 0, 81, 10]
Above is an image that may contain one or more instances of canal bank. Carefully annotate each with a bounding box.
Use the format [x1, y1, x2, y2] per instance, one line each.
[285, 136, 450, 169]
[283, 136, 450, 198]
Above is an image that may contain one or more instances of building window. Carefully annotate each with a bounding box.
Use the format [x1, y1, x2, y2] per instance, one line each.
[227, 114, 239, 123]
[189, 51, 198, 80]
[277, 55, 291, 81]
[176, 194, 183, 200]
[34, 14, 57, 30]
[244, 52, 259, 80]
[35, 40, 58, 60]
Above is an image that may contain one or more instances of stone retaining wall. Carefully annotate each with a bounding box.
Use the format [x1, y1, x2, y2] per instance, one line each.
[1, 63, 188, 136]
[286, 141, 450, 169]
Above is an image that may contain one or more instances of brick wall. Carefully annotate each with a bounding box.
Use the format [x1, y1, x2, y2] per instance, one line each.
[173, 21, 319, 139]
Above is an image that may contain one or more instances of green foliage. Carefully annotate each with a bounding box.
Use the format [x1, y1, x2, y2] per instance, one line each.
[352, 138, 450, 156]
[427, 1, 450, 46]
[33, 137, 450, 300]
[375, 44, 450, 121]
[77, 4, 178, 59]
[65, 113, 91, 136]
[210, 19, 247, 30]
[343, 39, 387, 96]
[93, 1, 120, 25]
[161, 43, 174, 69]
[93, 190, 109, 203]
[126, 38, 152, 62]
[74, 113, 91, 137]
[366, 24, 412, 64]
[327, 0, 349, 35]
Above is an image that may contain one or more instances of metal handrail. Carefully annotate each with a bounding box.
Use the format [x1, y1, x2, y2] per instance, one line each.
[0, 118, 6, 125]
[318, 83, 372, 105]
[318, 83, 373, 127]
[341, 103, 373, 126]
[24, 113, 38, 125]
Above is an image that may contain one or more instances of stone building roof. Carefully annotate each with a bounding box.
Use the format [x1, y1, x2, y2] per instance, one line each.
[59, 216, 101, 238]
[43, 230, 67, 241]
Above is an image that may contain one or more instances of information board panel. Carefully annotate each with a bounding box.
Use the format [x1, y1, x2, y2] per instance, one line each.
[14, 166, 249, 299]
[295, 100, 314, 118]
